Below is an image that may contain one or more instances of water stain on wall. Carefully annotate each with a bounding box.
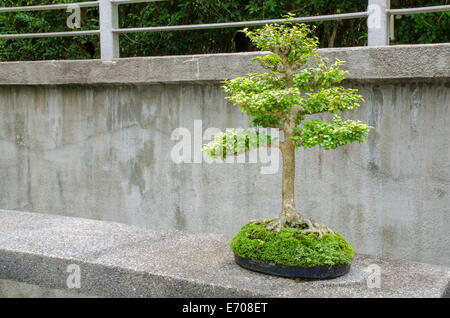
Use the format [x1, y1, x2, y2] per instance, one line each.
[175, 207, 187, 230]
[128, 140, 155, 196]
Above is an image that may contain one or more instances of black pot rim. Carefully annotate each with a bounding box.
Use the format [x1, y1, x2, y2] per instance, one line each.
[234, 253, 351, 280]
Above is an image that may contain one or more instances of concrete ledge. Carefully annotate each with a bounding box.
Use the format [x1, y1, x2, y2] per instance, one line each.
[0, 44, 448, 85]
[0, 209, 448, 298]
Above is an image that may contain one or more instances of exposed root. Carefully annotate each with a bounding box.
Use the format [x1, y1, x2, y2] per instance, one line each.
[256, 209, 333, 237]
[301, 219, 334, 237]
[249, 219, 270, 226]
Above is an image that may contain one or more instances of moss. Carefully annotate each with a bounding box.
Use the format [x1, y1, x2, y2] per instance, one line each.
[230, 222, 355, 267]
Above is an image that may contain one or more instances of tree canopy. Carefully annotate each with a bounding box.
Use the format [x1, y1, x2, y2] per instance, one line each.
[202, 20, 372, 160]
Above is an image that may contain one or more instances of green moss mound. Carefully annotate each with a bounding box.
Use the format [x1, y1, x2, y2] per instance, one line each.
[230, 222, 355, 267]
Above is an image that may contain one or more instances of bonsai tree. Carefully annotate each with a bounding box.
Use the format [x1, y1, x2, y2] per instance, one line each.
[202, 19, 372, 275]
[203, 19, 371, 239]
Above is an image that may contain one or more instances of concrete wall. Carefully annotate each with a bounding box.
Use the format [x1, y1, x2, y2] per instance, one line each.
[0, 44, 449, 266]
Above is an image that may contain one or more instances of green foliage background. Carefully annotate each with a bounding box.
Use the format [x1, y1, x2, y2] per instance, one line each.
[0, 0, 448, 61]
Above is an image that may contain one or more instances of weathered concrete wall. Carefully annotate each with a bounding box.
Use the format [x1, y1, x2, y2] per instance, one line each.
[0, 44, 448, 266]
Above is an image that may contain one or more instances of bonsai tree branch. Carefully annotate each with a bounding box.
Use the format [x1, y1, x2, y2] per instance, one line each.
[201, 128, 279, 160]
[229, 142, 280, 158]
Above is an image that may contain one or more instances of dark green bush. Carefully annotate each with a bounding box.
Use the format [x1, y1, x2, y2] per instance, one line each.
[1, 0, 448, 61]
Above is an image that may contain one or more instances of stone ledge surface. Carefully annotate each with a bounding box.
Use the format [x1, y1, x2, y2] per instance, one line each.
[0, 44, 448, 85]
[0, 209, 448, 298]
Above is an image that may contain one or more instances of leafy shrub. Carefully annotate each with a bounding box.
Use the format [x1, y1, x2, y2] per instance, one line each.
[0, 0, 448, 61]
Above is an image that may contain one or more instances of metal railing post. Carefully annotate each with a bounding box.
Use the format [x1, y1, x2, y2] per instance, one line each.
[367, 0, 390, 46]
[99, 0, 119, 59]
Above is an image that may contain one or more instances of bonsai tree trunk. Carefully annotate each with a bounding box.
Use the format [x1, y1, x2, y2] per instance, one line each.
[276, 61, 309, 228]
[280, 134, 303, 227]
[270, 59, 333, 236]
[267, 130, 333, 237]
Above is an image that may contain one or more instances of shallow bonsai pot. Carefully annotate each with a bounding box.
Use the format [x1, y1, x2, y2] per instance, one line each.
[234, 253, 351, 279]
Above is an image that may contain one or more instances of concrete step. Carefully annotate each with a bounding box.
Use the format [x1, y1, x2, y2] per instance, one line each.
[0, 209, 448, 297]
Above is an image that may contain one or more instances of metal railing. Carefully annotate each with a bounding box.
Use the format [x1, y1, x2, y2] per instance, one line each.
[0, 0, 449, 59]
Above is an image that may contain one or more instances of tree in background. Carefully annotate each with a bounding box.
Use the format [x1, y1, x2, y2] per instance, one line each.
[0, 0, 448, 61]
[0, 0, 99, 61]
[202, 19, 372, 235]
